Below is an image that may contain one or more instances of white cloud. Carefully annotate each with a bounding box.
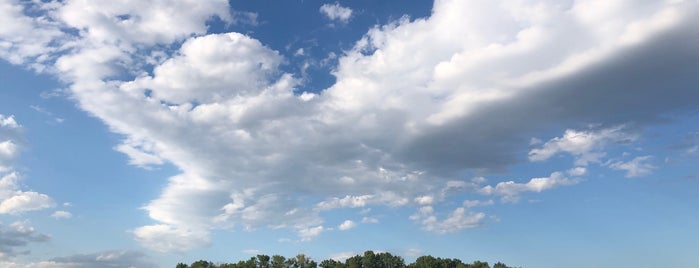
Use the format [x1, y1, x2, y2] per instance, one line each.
[608, 156, 655, 178]
[414, 195, 434, 205]
[338, 220, 356, 231]
[319, 3, 353, 23]
[113, 139, 164, 168]
[56, 0, 231, 46]
[567, 167, 587, 176]
[298, 225, 324, 241]
[479, 172, 580, 203]
[0, 117, 56, 215]
[410, 205, 485, 234]
[2, 0, 698, 252]
[0, 115, 19, 129]
[0, 141, 18, 160]
[529, 126, 635, 165]
[0, 191, 55, 215]
[125, 32, 285, 104]
[0, 115, 21, 170]
[51, 211, 72, 220]
[132, 224, 210, 253]
[0, 1, 64, 67]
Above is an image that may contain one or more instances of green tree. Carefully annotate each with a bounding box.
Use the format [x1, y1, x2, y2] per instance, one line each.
[190, 260, 214, 268]
[376, 252, 405, 268]
[242, 257, 258, 268]
[176, 252, 515, 268]
[467, 261, 489, 268]
[409, 255, 439, 268]
[287, 254, 317, 268]
[271, 255, 286, 268]
[257, 254, 271, 268]
[320, 259, 345, 268]
[492, 262, 510, 268]
[361, 251, 379, 268]
[345, 255, 362, 268]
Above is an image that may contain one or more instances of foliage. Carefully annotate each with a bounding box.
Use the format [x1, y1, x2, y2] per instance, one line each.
[176, 251, 518, 268]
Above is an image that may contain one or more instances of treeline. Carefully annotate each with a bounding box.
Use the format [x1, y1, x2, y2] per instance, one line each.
[176, 250, 517, 268]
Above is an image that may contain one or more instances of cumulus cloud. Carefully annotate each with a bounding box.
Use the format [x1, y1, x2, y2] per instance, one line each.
[567, 167, 587, 176]
[0, 115, 19, 129]
[0, 116, 55, 215]
[50, 211, 72, 220]
[298, 225, 325, 241]
[0, 1, 64, 68]
[319, 3, 353, 23]
[1, 0, 698, 252]
[414, 195, 434, 205]
[0, 189, 55, 215]
[338, 220, 356, 231]
[131, 224, 210, 253]
[0, 115, 21, 171]
[0, 221, 50, 259]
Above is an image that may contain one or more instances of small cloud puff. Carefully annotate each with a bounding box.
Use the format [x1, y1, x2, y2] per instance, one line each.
[320, 2, 353, 23]
[51, 210, 72, 219]
[338, 220, 356, 230]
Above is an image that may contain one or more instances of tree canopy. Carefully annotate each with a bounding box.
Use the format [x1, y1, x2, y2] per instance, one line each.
[175, 251, 518, 268]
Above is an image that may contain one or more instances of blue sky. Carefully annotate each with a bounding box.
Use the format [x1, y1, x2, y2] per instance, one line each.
[0, 0, 698, 267]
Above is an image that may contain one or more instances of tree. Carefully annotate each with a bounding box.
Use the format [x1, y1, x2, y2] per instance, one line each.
[190, 260, 214, 268]
[287, 254, 317, 268]
[271, 255, 286, 268]
[345, 255, 362, 268]
[361, 251, 379, 268]
[257, 254, 271, 268]
[320, 259, 345, 268]
[409, 255, 439, 268]
[376, 252, 405, 268]
[492, 262, 510, 268]
[467, 261, 489, 268]
[176, 252, 513, 268]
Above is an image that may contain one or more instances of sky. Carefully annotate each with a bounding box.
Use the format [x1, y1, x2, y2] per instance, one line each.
[0, 0, 698, 267]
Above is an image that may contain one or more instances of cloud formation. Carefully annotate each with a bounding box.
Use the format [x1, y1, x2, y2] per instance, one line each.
[1, 0, 698, 252]
[608, 156, 655, 178]
[0, 221, 50, 259]
[338, 220, 356, 231]
[320, 3, 353, 23]
[0, 115, 55, 215]
[0, 250, 156, 268]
